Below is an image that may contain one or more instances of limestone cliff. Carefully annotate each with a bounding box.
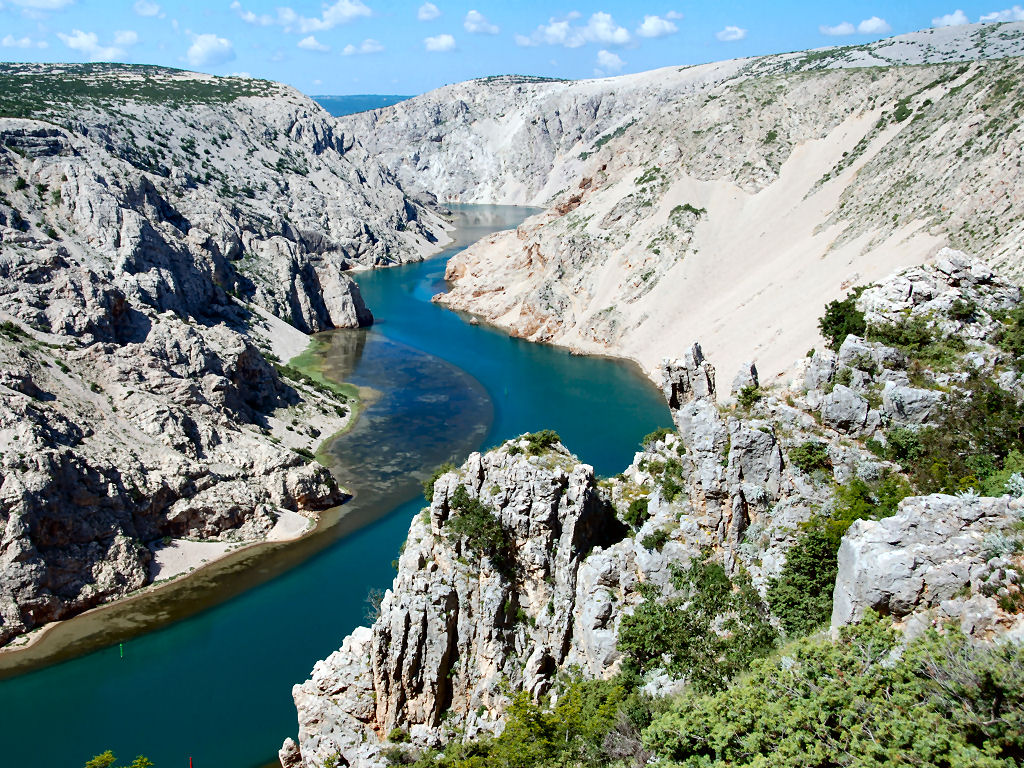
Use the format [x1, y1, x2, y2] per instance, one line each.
[0, 64, 445, 644]
[340, 23, 1024, 385]
[286, 253, 1024, 767]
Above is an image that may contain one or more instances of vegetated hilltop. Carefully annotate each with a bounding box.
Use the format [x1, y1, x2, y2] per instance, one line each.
[340, 22, 1024, 387]
[285, 250, 1024, 768]
[0, 64, 443, 645]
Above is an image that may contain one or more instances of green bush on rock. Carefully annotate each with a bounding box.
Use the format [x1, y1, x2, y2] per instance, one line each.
[445, 485, 512, 573]
[643, 613, 1024, 768]
[619, 551, 776, 692]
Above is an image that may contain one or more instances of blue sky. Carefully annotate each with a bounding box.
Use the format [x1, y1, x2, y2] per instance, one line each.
[1, 1, 1023, 95]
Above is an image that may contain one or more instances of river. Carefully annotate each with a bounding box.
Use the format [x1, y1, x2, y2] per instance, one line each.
[0, 205, 671, 768]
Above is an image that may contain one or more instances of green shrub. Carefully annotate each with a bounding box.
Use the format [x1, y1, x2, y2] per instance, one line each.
[995, 307, 1024, 367]
[84, 753, 153, 768]
[640, 528, 670, 551]
[388, 728, 410, 743]
[787, 440, 832, 474]
[445, 485, 511, 573]
[767, 476, 911, 636]
[893, 375, 1024, 493]
[643, 613, 1024, 768]
[641, 427, 673, 448]
[422, 462, 456, 502]
[619, 552, 776, 692]
[623, 497, 650, 529]
[867, 315, 966, 366]
[14, 176, 26, 191]
[949, 297, 977, 321]
[817, 287, 866, 350]
[524, 429, 561, 455]
[736, 385, 762, 408]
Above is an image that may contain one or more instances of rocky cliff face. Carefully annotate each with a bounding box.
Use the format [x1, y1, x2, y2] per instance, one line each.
[286, 253, 1024, 767]
[0, 64, 443, 644]
[341, 23, 1024, 385]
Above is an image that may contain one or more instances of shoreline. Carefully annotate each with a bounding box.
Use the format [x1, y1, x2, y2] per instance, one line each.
[0, 333, 364, 678]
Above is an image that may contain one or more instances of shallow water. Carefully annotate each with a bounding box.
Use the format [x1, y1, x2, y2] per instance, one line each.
[0, 205, 672, 768]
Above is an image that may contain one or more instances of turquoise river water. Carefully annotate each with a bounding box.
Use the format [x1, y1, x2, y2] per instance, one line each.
[0, 205, 672, 768]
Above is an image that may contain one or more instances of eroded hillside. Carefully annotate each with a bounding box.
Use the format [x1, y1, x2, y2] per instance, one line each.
[341, 23, 1024, 386]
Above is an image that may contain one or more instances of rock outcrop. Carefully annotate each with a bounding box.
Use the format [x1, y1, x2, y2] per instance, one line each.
[833, 494, 1024, 640]
[0, 64, 446, 644]
[288, 441, 625, 767]
[338, 23, 1024, 384]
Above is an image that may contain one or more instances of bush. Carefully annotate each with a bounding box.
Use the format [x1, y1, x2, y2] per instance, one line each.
[736, 385, 762, 408]
[788, 440, 831, 474]
[640, 528, 670, 551]
[768, 476, 911, 636]
[867, 315, 966, 366]
[14, 176, 27, 191]
[84, 753, 153, 768]
[524, 429, 560, 455]
[422, 462, 456, 502]
[818, 287, 866, 351]
[949, 297, 977, 321]
[641, 427, 673, 448]
[894, 375, 1024, 494]
[445, 485, 511, 573]
[623, 497, 650, 529]
[618, 551, 776, 692]
[643, 614, 1024, 768]
[995, 307, 1024, 367]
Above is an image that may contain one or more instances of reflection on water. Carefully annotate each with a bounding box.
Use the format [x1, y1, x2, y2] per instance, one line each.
[306, 330, 492, 530]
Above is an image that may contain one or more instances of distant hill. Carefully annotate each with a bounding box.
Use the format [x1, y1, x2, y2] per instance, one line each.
[313, 94, 411, 117]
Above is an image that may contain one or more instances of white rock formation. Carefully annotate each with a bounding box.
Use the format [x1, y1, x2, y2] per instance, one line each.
[833, 494, 1024, 640]
[339, 23, 1024, 386]
[0, 64, 445, 643]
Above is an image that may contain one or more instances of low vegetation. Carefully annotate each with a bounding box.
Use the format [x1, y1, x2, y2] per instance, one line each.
[619, 552, 776, 692]
[767, 475, 911, 635]
[0, 63, 274, 120]
[444, 486, 512, 574]
[817, 286, 866, 350]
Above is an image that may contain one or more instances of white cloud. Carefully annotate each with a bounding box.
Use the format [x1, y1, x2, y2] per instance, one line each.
[133, 0, 160, 17]
[417, 2, 440, 21]
[858, 16, 892, 33]
[585, 12, 631, 44]
[233, 0, 370, 33]
[636, 14, 678, 38]
[288, 0, 372, 32]
[464, 9, 498, 34]
[980, 5, 1024, 21]
[820, 21, 856, 35]
[231, 1, 273, 26]
[298, 35, 329, 51]
[595, 48, 624, 73]
[57, 29, 124, 60]
[519, 12, 631, 48]
[342, 38, 384, 54]
[186, 32, 235, 68]
[424, 32, 455, 51]
[716, 25, 747, 41]
[933, 9, 970, 26]
[114, 29, 139, 46]
[665, 11, 684, 20]
[2, 33, 47, 48]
